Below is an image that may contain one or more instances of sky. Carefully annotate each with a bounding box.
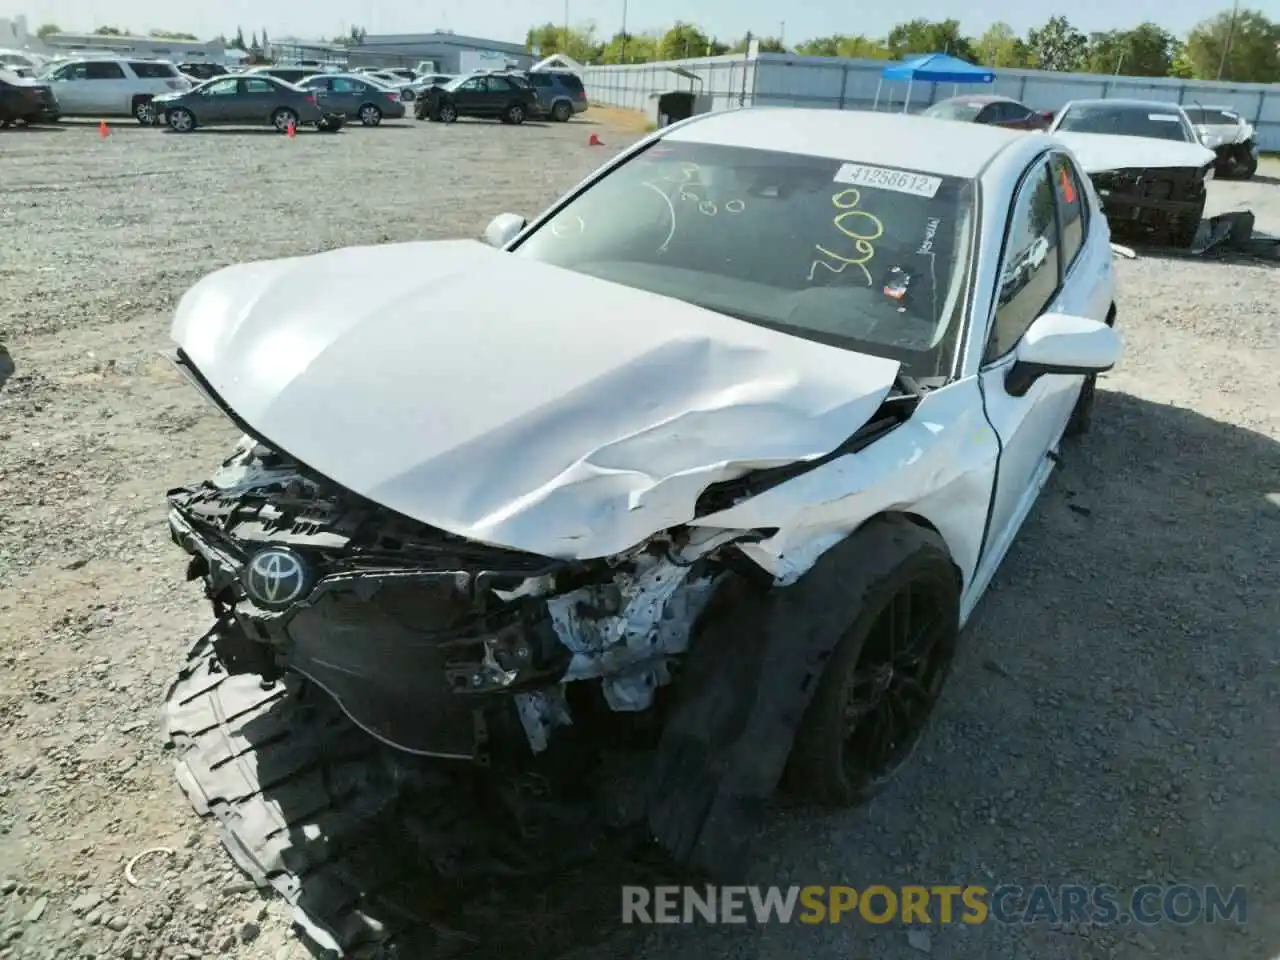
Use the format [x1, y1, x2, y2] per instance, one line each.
[6, 0, 1273, 48]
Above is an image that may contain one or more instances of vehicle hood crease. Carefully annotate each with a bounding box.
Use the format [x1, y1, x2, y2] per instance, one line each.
[170, 239, 902, 559]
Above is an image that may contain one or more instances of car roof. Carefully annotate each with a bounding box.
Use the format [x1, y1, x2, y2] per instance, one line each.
[664, 107, 1025, 179]
[934, 94, 1013, 105]
[1062, 98, 1185, 110]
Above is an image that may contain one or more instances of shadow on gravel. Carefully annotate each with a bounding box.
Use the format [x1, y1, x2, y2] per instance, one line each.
[164, 391, 1280, 960]
[1, 124, 64, 133]
[1248, 173, 1280, 186]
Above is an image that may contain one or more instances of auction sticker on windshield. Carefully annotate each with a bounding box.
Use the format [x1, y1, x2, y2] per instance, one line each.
[833, 163, 942, 198]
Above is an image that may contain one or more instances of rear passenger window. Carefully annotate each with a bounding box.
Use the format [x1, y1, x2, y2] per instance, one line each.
[987, 160, 1062, 361]
[1049, 153, 1087, 273]
[129, 61, 177, 78]
[85, 61, 126, 80]
[529, 73, 552, 87]
[244, 79, 274, 93]
[560, 75, 584, 92]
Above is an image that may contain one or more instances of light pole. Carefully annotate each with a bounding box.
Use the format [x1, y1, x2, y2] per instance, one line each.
[1216, 0, 1240, 80]
[620, 0, 628, 63]
[563, 0, 570, 56]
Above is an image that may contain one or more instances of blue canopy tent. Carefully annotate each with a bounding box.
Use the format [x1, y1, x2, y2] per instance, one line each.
[873, 52, 996, 112]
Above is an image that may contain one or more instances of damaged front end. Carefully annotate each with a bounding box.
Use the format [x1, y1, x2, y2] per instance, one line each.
[1087, 163, 1211, 249]
[168, 435, 767, 763]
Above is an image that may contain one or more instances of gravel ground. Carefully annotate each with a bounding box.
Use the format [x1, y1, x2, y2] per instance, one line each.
[1, 118, 1277, 960]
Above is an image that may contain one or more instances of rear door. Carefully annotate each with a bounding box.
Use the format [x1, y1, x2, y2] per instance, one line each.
[329, 76, 369, 115]
[239, 77, 282, 123]
[485, 75, 516, 114]
[84, 60, 131, 113]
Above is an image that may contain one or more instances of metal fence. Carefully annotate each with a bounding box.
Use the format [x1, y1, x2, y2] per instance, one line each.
[581, 53, 1280, 150]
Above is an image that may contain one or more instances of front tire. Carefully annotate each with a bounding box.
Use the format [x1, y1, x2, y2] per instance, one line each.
[438, 102, 457, 123]
[166, 107, 195, 133]
[785, 519, 961, 808]
[502, 103, 526, 125]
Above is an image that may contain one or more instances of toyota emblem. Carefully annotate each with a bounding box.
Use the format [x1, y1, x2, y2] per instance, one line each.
[242, 546, 312, 610]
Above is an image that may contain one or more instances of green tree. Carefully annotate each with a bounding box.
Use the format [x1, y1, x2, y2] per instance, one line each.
[794, 34, 890, 59]
[974, 22, 1031, 67]
[729, 34, 786, 53]
[659, 21, 712, 59]
[262, 27, 270, 47]
[1183, 9, 1279, 82]
[232, 27, 246, 50]
[1168, 40, 1195, 78]
[887, 19, 975, 61]
[35, 22, 61, 38]
[149, 29, 199, 41]
[598, 30, 658, 63]
[1025, 16, 1087, 71]
[1084, 23, 1176, 75]
[93, 26, 130, 36]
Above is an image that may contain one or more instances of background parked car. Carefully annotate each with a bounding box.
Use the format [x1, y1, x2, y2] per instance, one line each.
[39, 56, 191, 124]
[365, 70, 418, 101]
[1184, 104, 1259, 180]
[922, 95, 1049, 130]
[241, 65, 322, 86]
[297, 73, 405, 125]
[521, 68, 588, 121]
[415, 72, 538, 123]
[153, 74, 343, 134]
[0, 67, 59, 126]
[178, 62, 229, 83]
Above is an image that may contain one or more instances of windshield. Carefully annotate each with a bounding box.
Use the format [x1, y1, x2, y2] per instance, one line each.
[511, 140, 976, 379]
[924, 100, 985, 121]
[1055, 104, 1193, 143]
[1183, 107, 1240, 126]
[443, 75, 472, 92]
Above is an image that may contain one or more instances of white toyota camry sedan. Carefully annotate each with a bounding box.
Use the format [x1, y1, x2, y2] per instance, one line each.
[162, 107, 1121, 882]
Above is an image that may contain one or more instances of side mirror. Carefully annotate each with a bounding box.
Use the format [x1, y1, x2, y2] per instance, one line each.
[483, 212, 526, 249]
[1005, 313, 1120, 397]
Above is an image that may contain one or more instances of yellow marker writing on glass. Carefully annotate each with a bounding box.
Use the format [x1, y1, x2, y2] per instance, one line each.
[809, 187, 884, 286]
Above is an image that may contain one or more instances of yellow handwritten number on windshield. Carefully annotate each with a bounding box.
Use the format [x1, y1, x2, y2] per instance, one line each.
[809, 188, 884, 286]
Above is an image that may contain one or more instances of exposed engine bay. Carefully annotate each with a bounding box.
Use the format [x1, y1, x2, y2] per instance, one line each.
[169, 435, 782, 762]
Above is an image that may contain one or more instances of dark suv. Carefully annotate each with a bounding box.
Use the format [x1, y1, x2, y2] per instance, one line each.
[415, 72, 539, 124]
[522, 70, 588, 122]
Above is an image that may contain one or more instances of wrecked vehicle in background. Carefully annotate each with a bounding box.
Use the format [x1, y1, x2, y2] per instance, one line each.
[1185, 105, 1260, 180]
[161, 108, 1122, 956]
[1050, 99, 1217, 249]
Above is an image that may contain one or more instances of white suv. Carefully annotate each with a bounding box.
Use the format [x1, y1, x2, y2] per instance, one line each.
[41, 57, 192, 123]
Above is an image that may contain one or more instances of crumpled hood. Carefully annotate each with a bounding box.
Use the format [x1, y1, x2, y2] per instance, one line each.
[1053, 131, 1216, 173]
[171, 239, 901, 560]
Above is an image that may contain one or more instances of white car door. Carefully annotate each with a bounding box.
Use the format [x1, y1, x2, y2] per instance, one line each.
[47, 61, 94, 114]
[974, 149, 1112, 574]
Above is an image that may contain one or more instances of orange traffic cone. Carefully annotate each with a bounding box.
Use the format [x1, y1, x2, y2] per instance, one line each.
[587, 132, 603, 146]
[286, 120, 296, 138]
[98, 120, 109, 139]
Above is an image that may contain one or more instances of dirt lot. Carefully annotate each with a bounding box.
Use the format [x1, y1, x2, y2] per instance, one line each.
[0, 114, 1277, 960]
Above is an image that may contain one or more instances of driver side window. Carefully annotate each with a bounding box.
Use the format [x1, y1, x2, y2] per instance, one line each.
[459, 78, 484, 92]
[203, 78, 239, 96]
[986, 160, 1062, 362]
